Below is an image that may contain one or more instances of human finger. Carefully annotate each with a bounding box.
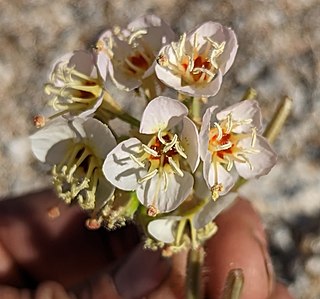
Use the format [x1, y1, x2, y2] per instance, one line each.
[0, 189, 139, 288]
[204, 197, 288, 299]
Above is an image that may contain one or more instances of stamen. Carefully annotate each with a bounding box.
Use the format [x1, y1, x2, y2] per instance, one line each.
[124, 57, 143, 73]
[142, 144, 159, 157]
[130, 154, 145, 167]
[138, 169, 158, 183]
[163, 134, 178, 153]
[178, 33, 186, 58]
[214, 122, 223, 140]
[251, 128, 257, 147]
[157, 130, 167, 145]
[216, 141, 233, 151]
[163, 171, 169, 192]
[193, 33, 198, 50]
[175, 141, 187, 159]
[168, 157, 184, 177]
[226, 114, 233, 133]
[226, 156, 234, 171]
[128, 29, 147, 44]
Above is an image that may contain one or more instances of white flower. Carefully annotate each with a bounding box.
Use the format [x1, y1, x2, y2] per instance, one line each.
[148, 216, 182, 243]
[96, 14, 175, 91]
[103, 96, 200, 215]
[155, 21, 238, 97]
[45, 50, 106, 118]
[200, 100, 277, 199]
[30, 117, 116, 211]
[147, 192, 236, 244]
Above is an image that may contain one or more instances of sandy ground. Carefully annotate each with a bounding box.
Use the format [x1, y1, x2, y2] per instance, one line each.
[0, 1, 319, 298]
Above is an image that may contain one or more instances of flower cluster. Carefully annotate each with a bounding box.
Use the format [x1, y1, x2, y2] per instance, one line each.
[30, 15, 277, 252]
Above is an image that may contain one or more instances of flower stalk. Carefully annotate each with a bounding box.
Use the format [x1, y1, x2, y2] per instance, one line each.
[186, 246, 205, 299]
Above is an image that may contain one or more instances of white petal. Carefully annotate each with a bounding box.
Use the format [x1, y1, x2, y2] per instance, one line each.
[103, 138, 147, 191]
[68, 50, 97, 77]
[94, 175, 115, 211]
[96, 51, 110, 82]
[140, 96, 188, 134]
[193, 166, 211, 199]
[77, 95, 104, 119]
[147, 216, 181, 243]
[188, 21, 223, 48]
[235, 135, 277, 179]
[109, 38, 142, 90]
[203, 152, 236, 195]
[155, 63, 223, 97]
[187, 22, 238, 75]
[193, 192, 237, 229]
[199, 105, 218, 160]
[70, 117, 86, 138]
[128, 15, 176, 53]
[83, 118, 116, 159]
[215, 25, 238, 75]
[128, 14, 163, 30]
[137, 171, 193, 213]
[217, 100, 262, 133]
[179, 117, 200, 172]
[30, 118, 76, 163]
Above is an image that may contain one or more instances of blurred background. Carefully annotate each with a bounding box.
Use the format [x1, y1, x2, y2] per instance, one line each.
[0, 0, 319, 297]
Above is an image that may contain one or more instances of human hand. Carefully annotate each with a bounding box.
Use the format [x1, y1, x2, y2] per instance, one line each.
[0, 189, 293, 299]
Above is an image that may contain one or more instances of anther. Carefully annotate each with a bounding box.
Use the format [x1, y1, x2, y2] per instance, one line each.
[156, 53, 168, 66]
[147, 205, 158, 217]
[168, 157, 184, 177]
[138, 169, 158, 183]
[211, 183, 224, 201]
[33, 115, 46, 128]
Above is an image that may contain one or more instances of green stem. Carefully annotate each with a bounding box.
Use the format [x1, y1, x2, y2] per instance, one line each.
[115, 111, 141, 128]
[222, 269, 244, 299]
[191, 97, 201, 125]
[241, 87, 257, 101]
[186, 246, 205, 299]
[263, 96, 292, 144]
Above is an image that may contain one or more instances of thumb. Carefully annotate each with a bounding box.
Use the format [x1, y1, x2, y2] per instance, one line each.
[75, 243, 171, 299]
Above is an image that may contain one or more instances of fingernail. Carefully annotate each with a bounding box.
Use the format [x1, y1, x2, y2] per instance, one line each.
[112, 244, 171, 299]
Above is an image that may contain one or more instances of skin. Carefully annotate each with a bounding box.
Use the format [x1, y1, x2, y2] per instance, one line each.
[0, 189, 293, 299]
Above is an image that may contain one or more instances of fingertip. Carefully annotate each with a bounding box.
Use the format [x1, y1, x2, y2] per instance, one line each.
[112, 245, 171, 299]
[205, 198, 273, 299]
